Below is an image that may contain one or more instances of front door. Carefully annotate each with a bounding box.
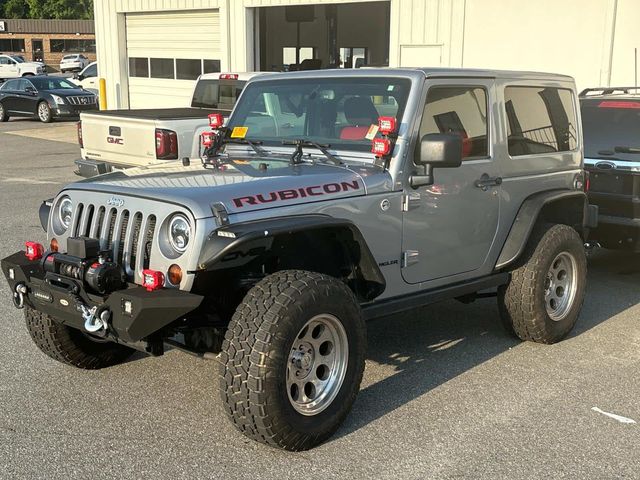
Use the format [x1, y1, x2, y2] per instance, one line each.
[0, 56, 19, 78]
[401, 80, 501, 284]
[32, 40, 44, 63]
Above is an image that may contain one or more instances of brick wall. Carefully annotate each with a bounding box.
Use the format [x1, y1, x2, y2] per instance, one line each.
[0, 33, 96, 69]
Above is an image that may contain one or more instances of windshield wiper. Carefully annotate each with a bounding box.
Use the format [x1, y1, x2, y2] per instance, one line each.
[282, 139, 342, 166]
[614, 146, 640, 154]
[223, 137, 268, 156]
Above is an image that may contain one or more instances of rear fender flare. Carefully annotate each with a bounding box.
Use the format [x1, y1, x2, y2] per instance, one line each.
[495, 190, 587, 270]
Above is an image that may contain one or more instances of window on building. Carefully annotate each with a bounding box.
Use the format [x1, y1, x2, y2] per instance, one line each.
[0, 39, 25, 52]
[150, 58, 174, 79]
[419, 86, 489, 160]
[505, 86, 577, 156]
[176, 59, 202, 80]
[203, 60, 221, 74]
[282, 47, 315, 70]
[128, 57, 149, 78]
[339, 47, 367, 68]
[50, 39, 96, 53]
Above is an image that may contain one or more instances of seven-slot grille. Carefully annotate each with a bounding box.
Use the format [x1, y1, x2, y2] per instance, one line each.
[70, 203, 156, 280]
[66, 96, 97, 106]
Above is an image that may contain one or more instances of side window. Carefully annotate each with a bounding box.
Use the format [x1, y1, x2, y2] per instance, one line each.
[419, 86, 489, 160]
[84, 64, 97, 77]
[0, 56, 9, 65]
[1, 79, 17, 90]
[505, 86, 577, 156]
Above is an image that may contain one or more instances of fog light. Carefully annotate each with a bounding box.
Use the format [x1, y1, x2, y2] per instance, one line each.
[25, 241, 44, 261]
[8, 268, 15, 280]
[168, 264, 183, 285]
[142, 269, 164, 291]
[122, 299, 133, 315]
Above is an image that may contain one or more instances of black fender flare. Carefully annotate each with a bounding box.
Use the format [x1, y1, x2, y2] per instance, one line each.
[39, 199, 53, 232]
[196, 214, 386, 301]
[495, 189, 587, 270]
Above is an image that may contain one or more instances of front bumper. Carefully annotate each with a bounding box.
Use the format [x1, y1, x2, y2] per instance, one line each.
[1, 251, 203, 345]
[54, 104, 98, 118]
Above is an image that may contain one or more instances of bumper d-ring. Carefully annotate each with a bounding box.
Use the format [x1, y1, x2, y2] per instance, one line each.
[12, 283, 27, 309]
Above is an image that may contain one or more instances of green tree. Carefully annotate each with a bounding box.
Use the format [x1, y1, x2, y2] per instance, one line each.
[3, 0, 94, 19]
[3, 0, 28, 18]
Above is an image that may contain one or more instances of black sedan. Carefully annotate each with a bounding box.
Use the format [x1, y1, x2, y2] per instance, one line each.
[0, 76, 98, 123]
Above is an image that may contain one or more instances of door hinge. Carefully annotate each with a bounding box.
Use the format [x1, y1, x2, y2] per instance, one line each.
[402, 250, 419, 268]
[402, 192, 421, 212]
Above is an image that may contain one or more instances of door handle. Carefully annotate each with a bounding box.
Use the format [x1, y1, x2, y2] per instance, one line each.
[475, 173, 502, 191]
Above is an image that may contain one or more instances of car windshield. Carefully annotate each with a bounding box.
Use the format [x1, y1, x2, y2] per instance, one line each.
[191, 79, 246, 109]
[63, 55, 77, 60]
[581, 98, 640, 161]
[226, 77, 412, 154]
[11, 56, 24, 63]
[30, 77, 79, 90]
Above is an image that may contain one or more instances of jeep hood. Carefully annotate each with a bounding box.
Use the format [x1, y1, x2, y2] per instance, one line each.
[67, 158, 393, 219]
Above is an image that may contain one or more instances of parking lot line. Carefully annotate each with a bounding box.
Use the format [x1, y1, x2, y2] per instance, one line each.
[1, 176, 59, 185]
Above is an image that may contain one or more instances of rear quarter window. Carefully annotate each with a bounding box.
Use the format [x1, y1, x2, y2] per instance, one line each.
[505, 86, 577, 156]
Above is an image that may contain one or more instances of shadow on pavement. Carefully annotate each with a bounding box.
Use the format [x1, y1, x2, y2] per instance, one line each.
[334, 248, 640, 439]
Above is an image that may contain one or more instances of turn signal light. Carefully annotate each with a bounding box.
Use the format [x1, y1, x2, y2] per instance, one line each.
[202, 131, 216, 148]
[50, 238, 59, 252]
[168, 264, 183, 285]
[142, 269, 164, 292]
[378, 116, 397, 135]
[208, 113, 224, 129]
[371, 138, 391, 156]
[25, 241, 44, 261]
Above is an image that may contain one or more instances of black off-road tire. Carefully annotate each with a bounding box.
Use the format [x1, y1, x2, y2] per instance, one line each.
[219, 270, 366, 451]
[498, 224, 587, 344]
[0, 102, 8, 122]
[25, 306, 135, 369]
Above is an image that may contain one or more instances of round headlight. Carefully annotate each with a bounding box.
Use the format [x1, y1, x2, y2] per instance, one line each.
[58, 196, 73, 230]
[168, 214, 191, 253]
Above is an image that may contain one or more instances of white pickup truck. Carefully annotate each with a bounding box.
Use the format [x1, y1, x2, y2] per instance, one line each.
[0, 54, 45, 80]
[75, 72, 264, 177]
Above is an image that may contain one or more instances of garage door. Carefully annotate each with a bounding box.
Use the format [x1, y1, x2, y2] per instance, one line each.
[125, 10, 221, 108]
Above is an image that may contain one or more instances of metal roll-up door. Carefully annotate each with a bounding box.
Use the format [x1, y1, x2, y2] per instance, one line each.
[125, 10, 221, 108]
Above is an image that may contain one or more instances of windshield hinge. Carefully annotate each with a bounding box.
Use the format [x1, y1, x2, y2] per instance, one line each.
[211, 202, 229, 226]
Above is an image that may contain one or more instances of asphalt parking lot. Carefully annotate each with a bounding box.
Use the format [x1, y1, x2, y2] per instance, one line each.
[0, 120, 639, 479]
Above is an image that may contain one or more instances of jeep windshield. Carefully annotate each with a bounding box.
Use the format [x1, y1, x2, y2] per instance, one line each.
[226, 77, 411, 155]
[581, 98, 640, 161]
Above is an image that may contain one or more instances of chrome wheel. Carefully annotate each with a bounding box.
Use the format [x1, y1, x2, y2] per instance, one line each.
[544, 251, 578, 321]
[38, 102, 50, 122]
[287, 314, 349, 416]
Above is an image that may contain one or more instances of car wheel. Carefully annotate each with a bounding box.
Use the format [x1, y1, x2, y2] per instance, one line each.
[219, 270, 366, 451]
[37, 101, 53, 123]
[0, 102, 9, 122]
[498, 224, 587, 344]
[24, 306, 135, 369]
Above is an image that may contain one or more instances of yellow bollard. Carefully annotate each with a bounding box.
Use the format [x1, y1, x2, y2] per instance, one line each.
[98, 78, 107, 110]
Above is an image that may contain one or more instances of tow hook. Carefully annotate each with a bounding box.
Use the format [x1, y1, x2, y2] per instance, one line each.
[12, 283, 27, 309]
[78, 302, 111, 338]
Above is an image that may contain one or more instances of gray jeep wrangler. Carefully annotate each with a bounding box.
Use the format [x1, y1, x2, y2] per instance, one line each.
[1, 68, 597, 451]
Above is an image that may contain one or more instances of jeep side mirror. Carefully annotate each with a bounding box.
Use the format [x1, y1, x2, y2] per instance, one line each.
[410, 133, 463, 188]
[74, 73, 82, 80]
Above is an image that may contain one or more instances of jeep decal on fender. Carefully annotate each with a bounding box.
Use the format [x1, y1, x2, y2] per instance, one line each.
[232, 180, 361, 208]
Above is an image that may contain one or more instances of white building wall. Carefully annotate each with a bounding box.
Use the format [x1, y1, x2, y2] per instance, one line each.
[94, 0, 639, 109]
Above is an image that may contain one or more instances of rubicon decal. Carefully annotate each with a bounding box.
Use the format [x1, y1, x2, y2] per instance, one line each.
[233, 180, 361, 208]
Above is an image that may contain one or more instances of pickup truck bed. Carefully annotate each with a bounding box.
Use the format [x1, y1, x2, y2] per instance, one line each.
[88, 108, 229, 120]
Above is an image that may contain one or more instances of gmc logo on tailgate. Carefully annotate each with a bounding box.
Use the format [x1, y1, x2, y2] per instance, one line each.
[107, 136, 124, 145]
